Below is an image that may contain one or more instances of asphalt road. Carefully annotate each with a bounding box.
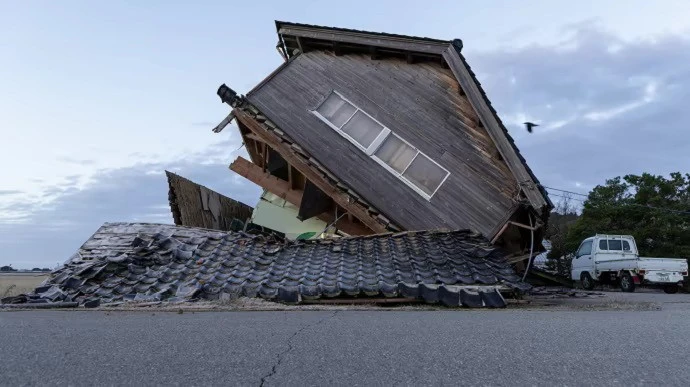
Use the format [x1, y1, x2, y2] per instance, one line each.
[2, 296, 690, 386]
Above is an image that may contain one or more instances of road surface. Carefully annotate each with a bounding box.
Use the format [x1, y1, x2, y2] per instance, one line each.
[2, 294, 690, 386]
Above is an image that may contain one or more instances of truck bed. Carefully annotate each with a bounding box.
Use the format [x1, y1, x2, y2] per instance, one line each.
[595, 255, 687, 273]
[637, 257, 688, 272]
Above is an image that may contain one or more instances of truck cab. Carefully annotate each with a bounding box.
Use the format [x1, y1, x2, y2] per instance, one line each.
[571, 234, 688, 293]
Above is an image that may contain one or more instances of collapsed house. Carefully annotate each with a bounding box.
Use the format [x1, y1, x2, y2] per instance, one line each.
[2, 22, 551, 309]
[216, 21, 552, 258]
[166, 171, 253, 232]
[2, 223, 528, 308]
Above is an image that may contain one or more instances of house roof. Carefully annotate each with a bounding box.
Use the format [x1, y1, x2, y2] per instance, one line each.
[4, 223, 530, 308]
[276, 20, 452, 57]
[273, 21, 552, 214]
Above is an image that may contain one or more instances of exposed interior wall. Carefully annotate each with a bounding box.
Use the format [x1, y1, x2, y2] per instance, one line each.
[250, 190, 330, 239]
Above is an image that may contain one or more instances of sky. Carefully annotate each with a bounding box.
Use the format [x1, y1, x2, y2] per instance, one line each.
[1, 0, 689, 268]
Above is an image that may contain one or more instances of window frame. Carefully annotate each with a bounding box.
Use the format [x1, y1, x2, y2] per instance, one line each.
[311, 91, 450, 200]
[577, 240, 593, 257]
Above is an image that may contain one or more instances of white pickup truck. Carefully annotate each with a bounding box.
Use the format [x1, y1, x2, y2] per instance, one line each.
[571, 234, 688, 293]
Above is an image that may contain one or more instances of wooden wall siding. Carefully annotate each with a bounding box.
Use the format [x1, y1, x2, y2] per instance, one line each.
[166, 171, 254, 231]
[443, 43, 551, 215]
[247, 51, 518, 237]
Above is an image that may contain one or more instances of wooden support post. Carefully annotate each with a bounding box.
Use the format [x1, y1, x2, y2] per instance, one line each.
[231, 157, 302, 205]
[509, 221, 539, 231]
[296, 36, 305, 54]
[253, 139, 260, 160]
[490, 222, 510, 244]
[287, 165, 294, 189]
[370, 46, 380, 60]
[262, 143, 268, 172]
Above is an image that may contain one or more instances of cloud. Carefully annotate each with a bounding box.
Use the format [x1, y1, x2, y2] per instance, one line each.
[55, 156, 97, 165]
[0, 190, 22, 195]
[0, 145, 261, 269]
[4, 24, 690, 267]
[470, 25, 690, 197]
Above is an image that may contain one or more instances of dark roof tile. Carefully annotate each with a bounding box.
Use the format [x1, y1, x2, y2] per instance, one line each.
[5, 223, 530, 308]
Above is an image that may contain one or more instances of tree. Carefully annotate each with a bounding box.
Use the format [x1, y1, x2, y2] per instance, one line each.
[0, 265, 17, 272]
[544, 194, 579, 276]
[566, 172, 690, 258]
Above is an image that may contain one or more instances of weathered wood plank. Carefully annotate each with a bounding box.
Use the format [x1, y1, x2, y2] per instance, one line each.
[246, 51, 518, 237]
[443, 44, 548, 214]
[278, 26, 448, 55]
[230, 157, 303, 204]
[166, 171, 253, 231]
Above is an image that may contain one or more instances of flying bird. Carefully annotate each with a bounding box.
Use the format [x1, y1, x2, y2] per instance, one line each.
[524, 122, 539, 133]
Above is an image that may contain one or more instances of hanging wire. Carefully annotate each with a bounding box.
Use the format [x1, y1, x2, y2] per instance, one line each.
[542, 185, 690, 215]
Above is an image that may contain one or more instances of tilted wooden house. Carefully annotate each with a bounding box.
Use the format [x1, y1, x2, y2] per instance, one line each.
[213, 21, 552, 255]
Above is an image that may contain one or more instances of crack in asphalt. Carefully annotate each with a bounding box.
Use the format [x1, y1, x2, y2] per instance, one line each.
[259, 311, 339, 386]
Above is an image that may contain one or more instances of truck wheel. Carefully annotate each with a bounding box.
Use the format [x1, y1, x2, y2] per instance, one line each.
[663, 285, 679, 294]
[581, 273, 595, 290]
[620, 272, 635, 293]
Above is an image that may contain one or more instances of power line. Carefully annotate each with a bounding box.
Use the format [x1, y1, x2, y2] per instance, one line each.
[543, 186, 690, 216]
[541, 185, 589, 197]
[546, 192, 585, 203]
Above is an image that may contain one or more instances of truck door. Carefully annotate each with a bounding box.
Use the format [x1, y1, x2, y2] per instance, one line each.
[572, 240, 594, 279]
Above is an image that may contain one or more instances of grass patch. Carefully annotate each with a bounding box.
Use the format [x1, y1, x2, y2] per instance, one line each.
[0, 274, 49, 298]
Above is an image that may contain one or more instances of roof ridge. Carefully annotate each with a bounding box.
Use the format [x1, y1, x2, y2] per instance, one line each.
[275, 20, 452, 45]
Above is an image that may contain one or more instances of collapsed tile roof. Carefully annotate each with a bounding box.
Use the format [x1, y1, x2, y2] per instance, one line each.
[3, 223, 531, 308]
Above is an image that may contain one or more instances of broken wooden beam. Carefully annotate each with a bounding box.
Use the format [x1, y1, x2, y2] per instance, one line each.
[231, 156, 303, 205]
[230, 156, 373, 236]
[233, 108, 388, 234]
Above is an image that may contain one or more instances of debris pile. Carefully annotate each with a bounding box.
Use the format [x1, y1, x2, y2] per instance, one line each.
[2, 223, 531, 308]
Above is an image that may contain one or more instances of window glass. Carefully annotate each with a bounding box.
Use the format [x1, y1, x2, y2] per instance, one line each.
[402, 153, 447, 196]
[316, 93, 356, 128]
[578, 241, 593, 256]
[374, 134, 417, 173]
[599, 240, 608, 250]
[608, 239, 622, 250]
[313, 90, 450, 199]
[622, 240, 631, 251]
[340, 111, 384, 148]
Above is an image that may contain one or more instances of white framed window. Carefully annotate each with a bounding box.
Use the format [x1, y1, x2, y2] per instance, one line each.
[312, 91, 450, 199]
